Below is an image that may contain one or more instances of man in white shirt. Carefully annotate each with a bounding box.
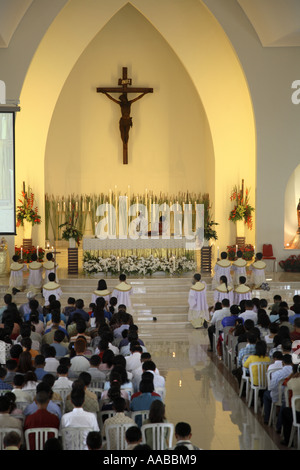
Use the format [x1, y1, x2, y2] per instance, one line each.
[263, 354, 293, 426]
[238, 299, 257, 324]
[132, 360, 165, 393]
[207, 299, 231, 351]
[125, 343, 143, 373]
[52, 365, 74, 390]
[60, 387, 99, 450]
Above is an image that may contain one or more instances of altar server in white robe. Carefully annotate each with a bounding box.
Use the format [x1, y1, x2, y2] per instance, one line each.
[27, 253, 43, 293]
[9, 255, 26, 291]
[214, 275, 234, 305]
[91, 279, 111, 304]
[212, 252, 233, 289]
[248, 252, 267, 288]
[188, 273, 209, 328]
[43, 252, 59, 282]
[231, 250, 247, 286]
[233, 275, 252, 305]
[42, 272, 63, 306]
[112, 273, 133, 312]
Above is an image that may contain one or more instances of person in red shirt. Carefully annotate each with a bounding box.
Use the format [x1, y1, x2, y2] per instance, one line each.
[24, 390, 60, 450]
[290, 318, 300, 342]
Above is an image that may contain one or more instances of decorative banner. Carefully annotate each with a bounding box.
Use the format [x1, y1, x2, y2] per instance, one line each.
[45, 191, 214, 243]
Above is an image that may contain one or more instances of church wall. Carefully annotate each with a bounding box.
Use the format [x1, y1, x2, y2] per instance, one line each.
[44, 4, 214, 199]
[204, 0, 300, 266]
[7, 0, 256, 253]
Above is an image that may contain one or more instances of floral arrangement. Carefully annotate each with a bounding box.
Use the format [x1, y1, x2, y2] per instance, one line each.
[83, 253, 196, 276]
[228, 182, 254, 230]
[59, 207, 83, 246]
[279, 255, 300, 272]
[227, 244, 254, 261]
[15, 246, 45, 263]
[16, 183, 41, 227]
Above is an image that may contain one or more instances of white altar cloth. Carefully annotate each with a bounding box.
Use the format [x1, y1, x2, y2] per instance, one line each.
[82, 236, 196, 251]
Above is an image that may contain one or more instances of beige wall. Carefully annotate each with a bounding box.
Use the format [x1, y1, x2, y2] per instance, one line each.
[44, 4, 215, 197]
[14, 0, 255, 252]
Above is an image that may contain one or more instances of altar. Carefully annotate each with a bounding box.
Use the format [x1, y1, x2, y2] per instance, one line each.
[82, 235, 197, 258]
[82, 236, 199, 275]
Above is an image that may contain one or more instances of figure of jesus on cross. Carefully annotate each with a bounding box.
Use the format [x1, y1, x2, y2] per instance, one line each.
[97, 67, 153, 164]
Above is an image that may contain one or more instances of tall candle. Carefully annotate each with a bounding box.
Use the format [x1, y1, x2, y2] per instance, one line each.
[117, 256, 120, 271]
[21, 248, 23, 259]
[37, 245, 39, 256]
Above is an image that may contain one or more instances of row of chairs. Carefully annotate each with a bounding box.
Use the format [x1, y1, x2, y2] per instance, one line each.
[213, 325, 300, 449]
[0, 421, 175, 450]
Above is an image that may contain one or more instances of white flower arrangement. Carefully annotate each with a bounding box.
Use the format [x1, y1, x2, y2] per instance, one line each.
[83, 253, 196, 276]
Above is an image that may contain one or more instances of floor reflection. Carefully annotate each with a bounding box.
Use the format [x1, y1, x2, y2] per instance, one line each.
[144, 329, 279, 450]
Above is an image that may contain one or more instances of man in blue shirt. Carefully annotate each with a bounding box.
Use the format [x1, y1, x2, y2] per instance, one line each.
[66, 299, 90, 325]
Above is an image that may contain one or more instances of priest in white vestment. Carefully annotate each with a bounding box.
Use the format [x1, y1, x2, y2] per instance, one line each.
[233, 275, 252, 305]
[43, 252, 59, 282]
[111, 274, 132, 312]
[188, 273, 209, 328]
[42, 272, 63, 306]
[9, 255, 26, 291]
[248, 252, 267, 288]
[91, 279, 111, 304]
[27, 254, 43, 293]
[212, 252, 232, 289]
[213, 275, 234, 305]
[231, 251, 247, 286]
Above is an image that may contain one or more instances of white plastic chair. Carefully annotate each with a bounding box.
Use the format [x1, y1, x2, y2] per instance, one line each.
[247, 362, 269, 413]
[288, 394, 300, 449]
[239, 365, 250, 401]
[99, 410, 116, 429]
[0, 427, 23, 450]
[61, 427, 94, 450]
[131, 410, 149, 426]
[51, 388, 71, 414]
[24, 427, 59, 450]
[267, 372, 284, 427]
[227, 335, 238, 371]
[141, 423, 174, 450]
[213, 320, 223, 353]
[105, 423, 137, 450]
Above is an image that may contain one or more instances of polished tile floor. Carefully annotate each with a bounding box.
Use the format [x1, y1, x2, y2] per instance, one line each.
[1, 263, 300, 450]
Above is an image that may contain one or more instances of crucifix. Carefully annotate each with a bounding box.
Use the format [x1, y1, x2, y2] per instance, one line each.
[97, 67, 153, 164]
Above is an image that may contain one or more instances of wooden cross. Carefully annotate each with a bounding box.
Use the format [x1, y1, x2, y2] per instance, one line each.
[97, 67, 153, 164]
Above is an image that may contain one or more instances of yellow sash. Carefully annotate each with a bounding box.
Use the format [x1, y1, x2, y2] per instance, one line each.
[190, 282, 206, 292]
[114, 282, 132, 292]
[10, 262, 24, 272]
[216, 260, 231, 268]
[234, 284, 251, 294]
[232, 258, 247, 267]
[28, 261, 42, 271]
[252, 261, 266, 270]
[94, 289, 111, 296]
[43, 281, 61, 291]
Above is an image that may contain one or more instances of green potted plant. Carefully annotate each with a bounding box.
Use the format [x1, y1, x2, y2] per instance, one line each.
[59, 210, 83, 247]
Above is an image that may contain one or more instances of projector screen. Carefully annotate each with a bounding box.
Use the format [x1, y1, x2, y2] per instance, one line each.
[0, 112, 16, 234]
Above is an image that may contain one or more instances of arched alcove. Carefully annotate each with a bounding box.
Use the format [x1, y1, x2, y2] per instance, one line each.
[44, 4, 214, 197]
[284, 163, 300, 249]
[15, 0, 256, 249]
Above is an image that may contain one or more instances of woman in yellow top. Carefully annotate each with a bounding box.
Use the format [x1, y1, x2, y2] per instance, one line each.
[243, 340, 270, 386]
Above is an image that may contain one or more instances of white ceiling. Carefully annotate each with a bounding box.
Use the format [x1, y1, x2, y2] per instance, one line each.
[0, 0, 300, 48]
[0, 0, 33, 48]
[237, 0, 300, 47]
